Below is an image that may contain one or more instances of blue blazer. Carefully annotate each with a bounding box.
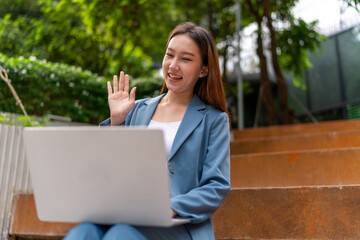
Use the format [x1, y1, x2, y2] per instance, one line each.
[100, 94, 230, 240]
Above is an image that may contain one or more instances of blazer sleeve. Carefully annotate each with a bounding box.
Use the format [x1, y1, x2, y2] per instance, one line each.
[99, 118, 112, 126]
[171, 112, 231, 223]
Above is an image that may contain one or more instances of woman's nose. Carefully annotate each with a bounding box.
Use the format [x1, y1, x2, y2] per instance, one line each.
[169, 59, 179, 71]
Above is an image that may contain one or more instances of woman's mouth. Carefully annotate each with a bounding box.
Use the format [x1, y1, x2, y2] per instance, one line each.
[168, 73, 182, 80]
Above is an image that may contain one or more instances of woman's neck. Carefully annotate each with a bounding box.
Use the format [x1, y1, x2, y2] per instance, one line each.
[162, 91, 193, 106]
[151, 91, 193, 122]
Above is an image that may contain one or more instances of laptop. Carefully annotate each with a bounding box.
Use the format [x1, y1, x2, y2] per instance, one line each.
[23, 126, 190, 227]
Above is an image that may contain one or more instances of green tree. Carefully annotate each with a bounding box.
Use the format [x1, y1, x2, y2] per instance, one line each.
[3, 0, 356, 126]
[0, 0, 164, 77]
[0, 0, 41, 18]
[243, 0, 325, 125]
[0, 0, 239, 80]
[344, 0, 360, 10]
[72, 0, 174, 76]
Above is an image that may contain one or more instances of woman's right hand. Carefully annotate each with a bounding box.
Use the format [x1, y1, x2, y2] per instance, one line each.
[107, 71, 137, 126]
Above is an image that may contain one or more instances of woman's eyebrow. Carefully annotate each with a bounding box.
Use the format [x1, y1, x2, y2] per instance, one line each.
[167, 47, 195, 56]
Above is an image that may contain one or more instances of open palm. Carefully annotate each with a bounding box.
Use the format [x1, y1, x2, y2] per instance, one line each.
[107, 71, 136, 126]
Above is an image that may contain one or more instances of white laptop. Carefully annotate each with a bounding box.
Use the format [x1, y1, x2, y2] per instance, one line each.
[23, 126, 189, 227]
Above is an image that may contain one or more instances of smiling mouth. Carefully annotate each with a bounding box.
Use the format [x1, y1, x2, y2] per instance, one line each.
[168, 73, 182, 80]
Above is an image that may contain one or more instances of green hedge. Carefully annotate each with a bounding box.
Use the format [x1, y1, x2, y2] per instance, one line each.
[0, 53, 163, 124]
[0, 112, 48, 126]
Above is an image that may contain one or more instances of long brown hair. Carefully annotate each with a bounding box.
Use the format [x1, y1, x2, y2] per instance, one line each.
[161, 22, 228, 114]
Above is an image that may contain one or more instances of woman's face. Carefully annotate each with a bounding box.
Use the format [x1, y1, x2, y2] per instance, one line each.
[162, 34, 208, 96]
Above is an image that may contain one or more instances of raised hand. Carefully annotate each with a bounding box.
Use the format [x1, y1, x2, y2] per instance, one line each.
[107, 71, 136, 126]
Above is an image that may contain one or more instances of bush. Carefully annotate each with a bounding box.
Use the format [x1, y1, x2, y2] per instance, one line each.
[131, 76, 164, 99]
[0, 112, 48, 127]
[0, 53, 163, 124]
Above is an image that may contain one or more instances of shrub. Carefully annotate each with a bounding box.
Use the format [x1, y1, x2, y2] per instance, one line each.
[130, 76, 164, 99]
[0, 53, 163, 124]
[0, 112, 48, 127]
[0, 53, 108, 123]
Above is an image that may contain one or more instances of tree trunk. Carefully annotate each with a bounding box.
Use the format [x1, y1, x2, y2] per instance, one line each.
[263, 0, 294, 124]
[256, 21, 278, 125]
[222, 43, 228, 84]
[207, 1, 215, 35]
[245, 0, 278, 125]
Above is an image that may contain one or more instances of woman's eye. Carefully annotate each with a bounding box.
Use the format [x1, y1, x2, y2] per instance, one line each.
[166, 53, 174, 57]
[183, 58, 191, 61]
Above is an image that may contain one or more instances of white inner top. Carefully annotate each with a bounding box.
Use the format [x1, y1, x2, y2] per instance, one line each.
[148, 120, 181, 159]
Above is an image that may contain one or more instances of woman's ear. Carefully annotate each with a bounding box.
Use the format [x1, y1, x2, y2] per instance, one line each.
[200, 66, 209, 78]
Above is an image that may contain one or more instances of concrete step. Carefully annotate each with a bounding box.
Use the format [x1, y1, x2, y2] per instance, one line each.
[213, 185, 360, 239]
[11, 185, 360, 240]
[8, 194, 78, 240]
[230, 148, 360, 188]
[230, 130, 360, 154]
[232, 119, 360, 140]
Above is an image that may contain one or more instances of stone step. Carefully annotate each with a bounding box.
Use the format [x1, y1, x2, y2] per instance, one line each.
[12, 185, 360, 240]
[230, 130, 360, 154]
[8, 194, 78, 240]
[232, 119, 360, 140]
[230, 148, 360, 188]
[213, 185, 360, 239]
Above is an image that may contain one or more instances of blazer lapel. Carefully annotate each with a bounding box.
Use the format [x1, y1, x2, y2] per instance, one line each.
[169, 95, 206, 160]
[137, 94, 165, 125]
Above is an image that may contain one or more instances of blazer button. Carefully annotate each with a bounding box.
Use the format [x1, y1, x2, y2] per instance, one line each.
[168, 165, 175, 174]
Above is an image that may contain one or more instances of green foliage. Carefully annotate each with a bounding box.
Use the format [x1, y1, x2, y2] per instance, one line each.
[242, 0, 326, 84]
[0, 0, 238, 80]
[344, 0, 360, 10]
[0, 0, 157, 78]
[347, 103, 360, 119]
[171, 0, 236, 40]
[2, 0, 355, 126]
[0, 112, 49, 126]
[0, 53, 164, 124]
[0, 0, 41, 19]
[270, 0, 298, 21]
[130, 77, 163, 99]
[225, 81, 253, 97]
[277, 19, 327, 79]
[74, 0, 173, 63]
[0, 53, 109, 123]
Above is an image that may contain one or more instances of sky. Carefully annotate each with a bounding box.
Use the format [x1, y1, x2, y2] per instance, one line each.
[293, 0, 360, 35]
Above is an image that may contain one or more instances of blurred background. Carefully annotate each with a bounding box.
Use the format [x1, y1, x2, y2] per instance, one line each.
[0, 0, 359, 128]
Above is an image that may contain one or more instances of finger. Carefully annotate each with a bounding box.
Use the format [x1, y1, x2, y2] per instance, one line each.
[124, 74, 129, 93]
[107, 81, 112, 97]
[129, 87, 136, 102]
[113, 75, 118, 92]
[119, 71, 124, 92]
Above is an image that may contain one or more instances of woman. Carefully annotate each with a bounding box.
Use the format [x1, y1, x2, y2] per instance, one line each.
[64, 22, 230, 240]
